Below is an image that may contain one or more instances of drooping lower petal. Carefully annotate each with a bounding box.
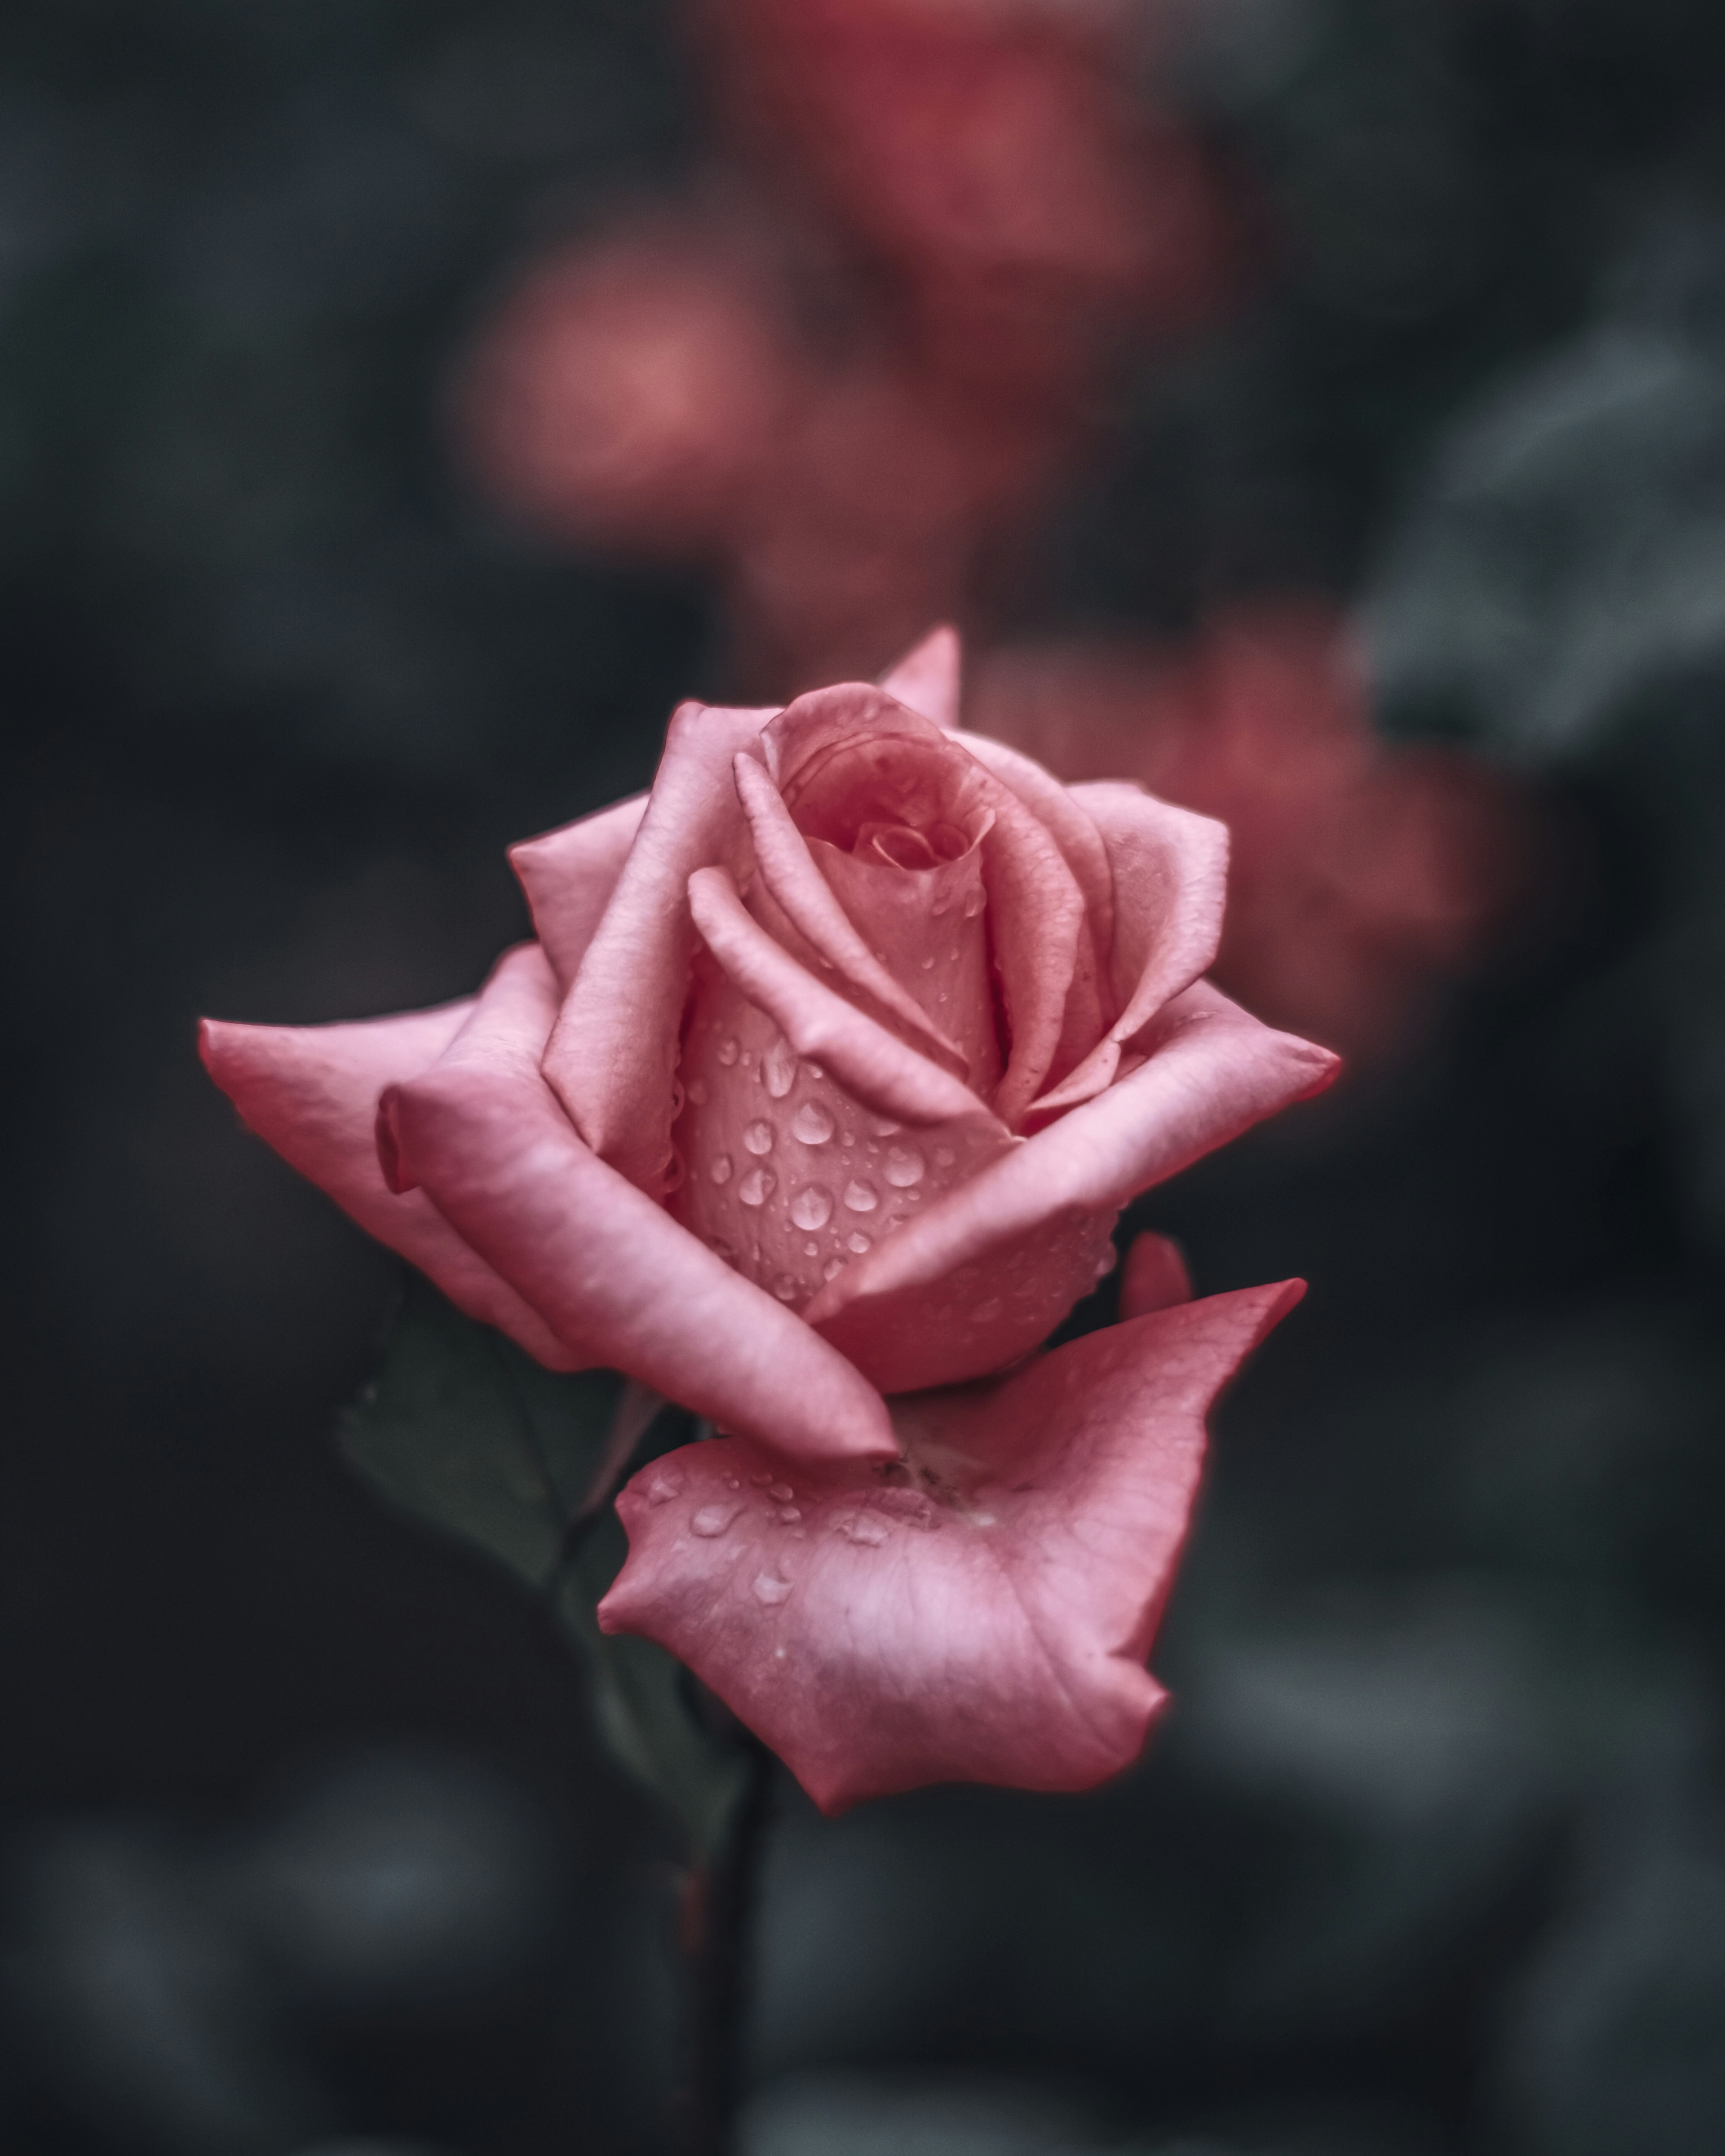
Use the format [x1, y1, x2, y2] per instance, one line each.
[199, 999, 576, 1368]
[599, 1281, 1305, 1811]
[509, 794, 647, 988]
[801, 983, 1338, 1392]
[386, 945, 898, 1465]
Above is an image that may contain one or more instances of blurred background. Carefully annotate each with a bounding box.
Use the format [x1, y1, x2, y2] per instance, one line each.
[4, 1, 1725, 2150]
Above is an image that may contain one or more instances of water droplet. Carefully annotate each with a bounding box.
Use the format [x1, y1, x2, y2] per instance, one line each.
[963, 887, 986, 918]
[807, 1062, 824, 1080]
[647, 1468, 686, 1506]
[717, 1037, 739, 1066]
[836, 1512, 891, 1546]
[709, 1154, 734, 1187]
[933, 1145, 956, 1168]
[764, 1038, 797, 1098]
[920, 954, 935, 970]
[687, 1079, 708, 1107]
[725, 1475, 741, 1489]
[792, 1101, 835, 1145]
[752, 1570, 793, 1606]
[823, 1256, 846, 1281]
[969, 1298, 1003, 1323]
[744, 1119, 774, 1156]
[840, 1129, 856, 1146]
[750, 1472, 774, 1487]
[868, 1117, 902, 1137]
[790, 1185, 835, 1231]
[739, 1168, 776, 1207]
[883, 1146, 925, 1188]
[804, 1240, 819, 1256]
[875, 1488, 939, 1530]
[771, 1273, 798, 1301]
[843, 1180, 879, 1213]
[776, 1504, 802, 1524]
[769, 1483, 794, 1502]
[846, 1232, 872, 1255]
[691, 1503, 738, 1537]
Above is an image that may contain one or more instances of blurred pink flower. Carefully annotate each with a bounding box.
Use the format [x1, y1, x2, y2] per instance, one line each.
[454, 220, 808, 556]
[201, 632, 1335, 1803]
[973, 605, 1530, 1063]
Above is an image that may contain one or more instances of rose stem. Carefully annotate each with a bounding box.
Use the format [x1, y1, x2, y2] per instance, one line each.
[677, 1732, 775, 2156]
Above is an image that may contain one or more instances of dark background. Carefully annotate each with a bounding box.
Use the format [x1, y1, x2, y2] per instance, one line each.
[4, 3, 1725, 2152]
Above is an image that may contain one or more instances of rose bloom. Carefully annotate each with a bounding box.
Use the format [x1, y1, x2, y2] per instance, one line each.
[201, 632, 1336, 1811]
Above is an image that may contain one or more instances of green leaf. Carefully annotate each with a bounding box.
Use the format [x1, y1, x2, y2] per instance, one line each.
[338, 1275, 620, 1590]
[338, 1277, 753, 1859]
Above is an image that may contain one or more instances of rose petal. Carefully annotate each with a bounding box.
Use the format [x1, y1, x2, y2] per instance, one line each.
[687, 865, 1007, 1133]
[808, 832, 1002, 1097]
[543, 701, 778, 1197]
[1119, 1231, 1193, 1317]
[600, 1281, 1305, 1811]
[199, 998, 577, 1368]
[1032, 781, 1230, 1116]
[802, 982, 1339, 1392]
[730, 750, 966, 1071]
[878, 622, 961, 728]
[386, 944, 898, 1465]
[509, 794, 648, 989]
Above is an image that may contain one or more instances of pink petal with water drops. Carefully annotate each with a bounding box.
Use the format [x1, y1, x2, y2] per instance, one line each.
[599, 1280, 1305, 1811]
[542, 699, 777, 1198]
[509, 793, 647, 988]
[384, 944, 898, 1465]
[802, 982, 1338, 1392]
[199, 994, 577, 1368]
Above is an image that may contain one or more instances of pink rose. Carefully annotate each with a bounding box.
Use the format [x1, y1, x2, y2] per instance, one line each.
[201, 631, 1336, 1809]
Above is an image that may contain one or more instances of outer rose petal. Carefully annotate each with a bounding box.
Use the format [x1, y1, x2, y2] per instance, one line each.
[509, 794, 647, 989]
[801, 983, 1339, 1393]
[878, 622, 961, 728]
[1119, 1231, 1193, 1318]
[198, 1002, 577, 1368]
[544, 700, 777, 1198]
[600, 1281, 1305, 1811]
[385, 945, 897, 1465]
[1031, 782, 1230, 1117]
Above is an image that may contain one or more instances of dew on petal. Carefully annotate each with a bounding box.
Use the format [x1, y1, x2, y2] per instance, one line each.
[933, 1145, 956, 1168]
[776, 1505, 802, 1524]
[717, 1037, 740, 1067]
[769, 1483, 794, 1502]
[963, 887, 986, 918]
[709, 1154, 734, 1187]
[868, 1117, 902, 1137]
[771, 1273, 799, 1300]
[752, 1570, 793, 1606]
[725, 1476, 741, 1489]
[691, 1503, 738, 1537]
[790, 1185, 835, 1231]
[836, 1512, 891, 1546]
[804, 1240, 819, 1256]
[744, 1119, 775, 1156]
[920, 954, 935, 970]
[750, 1472, 775, 1487]
[739, 1168, 776, 1207]
[686, 1079, 708, 1107]
[792, 1101, 836, 1145]
[883, 1146, 925, 1188]
[843, 1180, 879, 1213]
[646, 1468, 686, 1506]
[846, 1232, 872, 1255]
[763, 1038, 797, 1098]
[823, 1256, 846, 1281]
